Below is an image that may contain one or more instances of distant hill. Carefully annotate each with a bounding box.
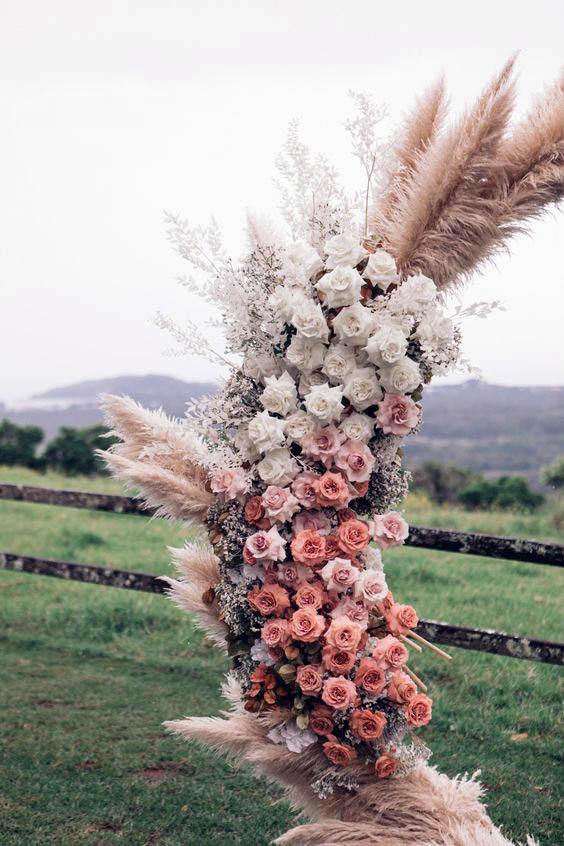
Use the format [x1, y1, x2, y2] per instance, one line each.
[3, 375, 563, 482]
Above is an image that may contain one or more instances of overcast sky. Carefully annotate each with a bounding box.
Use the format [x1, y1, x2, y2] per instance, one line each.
[1, 0, 563, 403]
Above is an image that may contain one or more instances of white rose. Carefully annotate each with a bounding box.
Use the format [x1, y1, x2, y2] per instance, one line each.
[247, 410, 287, 454]
[332, 302, 376, 346]
[322, 342, 357, 383]
[353, 569, 388, 605]
[415, 311, 454, 348]
[271, 284, 308, 323]
[243, 353, 280, 383]
[360, 546, 383, 571]
[298, 370, 328, 397]
[362, 249, 399, 289]
[395, 274, 437, 314]
[379, 357, 421, 394]
[285, 335, 326, 372]
[291, 300, 329, 341]
[260, 371, 298, 417]
[343, 366, 382, 411]
[234, 425, 261, 461]
[365, 325, 408, 366]
[340, 412, 374, 443]
[315, 266, 364, 308]
[257, 448, 298, 486]
[304, 382, 344, 423]
[285, 240, 324, 280]
[324, 233, 367, 269]
[285, 410, 316, 442]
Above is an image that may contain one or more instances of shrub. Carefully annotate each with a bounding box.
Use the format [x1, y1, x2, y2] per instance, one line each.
[0, 419, 45, 469]
[458, 475, 544, 512]
[541, 457, 564, 490]
[411, 461, 476, 505]
[43, 425, 117, 476]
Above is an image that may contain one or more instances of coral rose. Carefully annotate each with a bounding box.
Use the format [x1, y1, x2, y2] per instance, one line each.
[372, 635, 409, 669]
[322, 676, 360, 710]
[322, 738, 357, 766]
[248, 584, 290, 617]
[291, 530, 327, 566]
[337, 519, 370, 556]
[296, 663, 323, 695]
[261, 618, 291, 648]
[244, 495, 269, 528]
[354, 658, 386, 695]
[376, 393, 419, 436]
[309, 704, 334, 736]
[387, 670, 417, 704]
[375, 753, 397, 779]
[321, 645, 356, 675]
[323, 534, 341, 560]
[325, 617, 362, 652]
[294, 580, 324, 610]
[350, 708, 387, 741]
[290, 608, 326, 642]
[405, 693, 433, 727]
[385, 603, 419, 636]
[370, 511, 409, 549]
[315, 471, 351, 508]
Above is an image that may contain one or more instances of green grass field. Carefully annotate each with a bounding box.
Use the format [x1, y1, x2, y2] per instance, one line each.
[1, 466, 563, 845]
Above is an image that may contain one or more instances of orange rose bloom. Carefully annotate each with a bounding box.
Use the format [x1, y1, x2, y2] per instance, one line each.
[354, 658, 386, 695]
[244, 496, 269, 528]
[375, 753, 397, 779]
[294, 580, 324, 610]
[372, 634, 409, 669]
[290, 607, 326, 642]
[337, 519, 370, 556]
[385, 603, 419, 636]
[322, 738, 357, 766]
[387, 670, 417, 704]
[350, 708, 387, 741]
[322, 676, 359, 710]
[325, 617, 362, 652]
[315, 471, 350, 508]
[405, 693, 433, 727]
[309, 704, 334, 736]
[323, 534, 341, 560]
[322, 645, 356, 675]
[291, 530, 327, 566]
[296, 663, 323, 695]
[247, 584, 290, 617]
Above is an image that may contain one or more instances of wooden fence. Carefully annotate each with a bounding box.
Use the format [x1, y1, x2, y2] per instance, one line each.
[1, 482, 563, 666]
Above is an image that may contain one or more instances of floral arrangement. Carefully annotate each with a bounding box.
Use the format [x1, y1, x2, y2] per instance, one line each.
[102, 59, 562, 844]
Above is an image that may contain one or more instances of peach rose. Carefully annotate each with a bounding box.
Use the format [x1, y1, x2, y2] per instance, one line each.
[322, 676, 360, 710]
[375, 753, 397, 779]
[291, 471, 320, 508]
[387, 671, 417, 704]
[323, 534, 341, 559]
[291, 530, 327, 566]
[334, 439, 376, 482]
[321, 557, 359, 593]
[372, 635, 409, 669]
[350, 708, 387, 741]
[322, 738, 357, 766]
[210, 467, 248, 500]
[376, 393, 419, 436]
[385, 603, 419, 636]
[290, 607, 326, 643]
[248, 584, 291, 617]
[309, 704, 334, 736]
[325, 617, 362, 652]
[375, 590, 394, 616]
[261, 618, 291, 648]
[277, 562, 309, 587]
[296, 663, 323, 695]
[244, 495, 270, 528]
[354, 657, 386, 695]
[405, 693, 433, 727]
[294, 580, 324, 610]
[303, 425, 345, 468]
[315, 471, 351, 508]
[370, 511, 409, 549]
[337, 519, 370, 556]
[322, 645, 356, 675]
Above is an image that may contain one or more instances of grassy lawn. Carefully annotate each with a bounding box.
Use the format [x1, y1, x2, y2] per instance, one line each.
[1, 467, 563, 844]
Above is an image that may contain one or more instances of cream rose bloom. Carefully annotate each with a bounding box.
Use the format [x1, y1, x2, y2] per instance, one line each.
[324, 233, 367, 269]
[285, 335, 326, 372]
[285, 240, 324, 280]
[322, 343, 357, 383]
[378, 357, 421, 394]
[234, 425, 261, 461]
[271, 284, 308, 323]
[304, 382, 344, 423]
[360, 545, 384, 571]
[260, 371, 297, 417]
[315, 266, 363, 308]
[298, 370, 328, 397]
[343, 367, 383, 411]
[332, 302, 376, 346]
[285, 410, 316, 442]
[257, 448, 298, 486]
[414, 311, 454, 349]
[291, 300, 329, 341]
[365, 325, 408, 366]
[243, 353, 280, 383]
[394, 274, 437, 315]
[247, 410, 287, 454]
[340, 411, 374, 443]
[362, 249, 399, 289]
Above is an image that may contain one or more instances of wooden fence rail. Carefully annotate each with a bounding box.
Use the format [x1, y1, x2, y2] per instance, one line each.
[1, 482, 563, 667]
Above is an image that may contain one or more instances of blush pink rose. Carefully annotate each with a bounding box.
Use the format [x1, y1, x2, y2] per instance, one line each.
[244, 526, 286, 562]
[354, 658, 386, 695]
[372, 634, 409, 669]
[302, 425, 345, 468]
[291, 530, 327, 566]
[294, 580, 325, 610]
[330, 597, 369, 630]
[276, 562, 310, 586]
[293, 510, 332, 536]
[289, 607, 326, 642]
[370, 511, 409, 549]
[322, 676, 360, 710]
[296, 663, 323, 695]
[262, 486, 300, 523]
[321, 557, 360, 593]
[385, 603, 419, 636]
[291, 471, 320, 508]
[210, 467, 248, 500]
[261, 618, 291, 648]
[315, 471, 351, 508]
[353, 569, 388, 606]
[337, 519, 370, 556]
[325, 617, 362, 652]
[321, 645, 356, 675]
[387, 670, 417, 704]
[405, 693, 433, 727]
[376, 393, 419, 435]
[334, 439, 376, 482]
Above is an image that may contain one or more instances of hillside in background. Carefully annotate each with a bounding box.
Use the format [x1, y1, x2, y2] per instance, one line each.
[2, 375, 563, 481]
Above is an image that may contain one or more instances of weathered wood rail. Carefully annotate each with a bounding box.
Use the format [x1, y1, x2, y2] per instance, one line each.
[2, 551, 562, 666]
[1, 481, 563, 666]
[1, 482, 562, 566]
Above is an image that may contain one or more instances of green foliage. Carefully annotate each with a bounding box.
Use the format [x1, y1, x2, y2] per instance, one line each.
[412, 461, 476, 504]
[542, 456, 564, 490]
[458, 475, 544, 512]
[43, 425, 118, 476]
[0, 418, 45, 469]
